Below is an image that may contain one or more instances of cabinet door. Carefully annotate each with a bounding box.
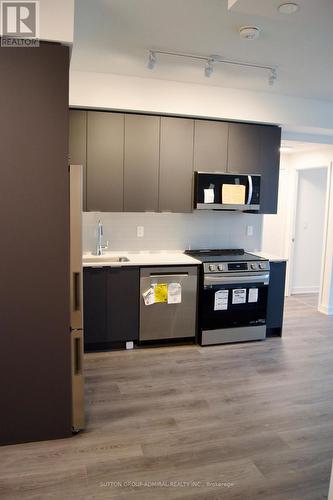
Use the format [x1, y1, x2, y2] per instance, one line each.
[159, 117, 194, 213]
[227, 123, 261, 174]
[87, 111, 124, 212]
[124, 115, 160, 212]
[266, 261, 286, 335]
[107, 267, 140, 342]
[259, 126, 281, 214]
[194, 120, 228, 173]
[69, 110, 87, 210]
[83, 268, 107, 348]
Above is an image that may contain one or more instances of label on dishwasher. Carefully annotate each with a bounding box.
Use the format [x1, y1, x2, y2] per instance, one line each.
[142, 287, 155, 306]
[232, 288, 246, 304]
[154, 284, 168, 303]
[168, 283, 182, 304]
[214, 290, 229, 311]
[248, 288, 259, 303]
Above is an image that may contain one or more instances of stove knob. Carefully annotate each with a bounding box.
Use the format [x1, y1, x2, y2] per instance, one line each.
[259, 263, 265, 270]
[218, 264, 224, 271]
[209, 265, 216, 272]
[251, 263, 257, 270]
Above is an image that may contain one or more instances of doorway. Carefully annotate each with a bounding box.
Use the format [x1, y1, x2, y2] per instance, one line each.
[291, 167, 327, 295]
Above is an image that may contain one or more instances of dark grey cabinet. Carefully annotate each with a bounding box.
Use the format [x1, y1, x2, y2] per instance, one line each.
[83, 268, 108, 347]
[259, 126, 281, 214]
[266, 261, 287, 337]
[124, 114, 160, 212]
[194, 120, 228, 173]
[87, 112, 124, 212]
[227, 122, 261, 174]
[69, 109, 281, 215]
[159, 117, 194, 213]
[69, 110, 87, 210]
[107, 267, 140, 342]
[83, 266, 140, 350]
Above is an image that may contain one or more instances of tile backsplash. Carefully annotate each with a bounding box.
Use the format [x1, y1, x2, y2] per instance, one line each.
[83, 212, 263, 253]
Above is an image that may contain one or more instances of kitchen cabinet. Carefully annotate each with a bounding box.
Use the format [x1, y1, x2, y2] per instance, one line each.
[227, 122, 261, 174]
[87, 111, 124, 212]
[83, 268, 108, 348]
[107, 267, 140, 342]
[83, 266, 140, 350]
[259, 126, 281, 214]
[69, 110, 87, 210]
[193, 120, 228, 173]
[124, 114, 160, 212]
[266, 261, 287, 337]
[159, 117, 194, 213]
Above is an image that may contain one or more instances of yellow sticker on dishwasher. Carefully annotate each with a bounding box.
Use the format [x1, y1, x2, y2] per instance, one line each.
[154, 284, 168, 303]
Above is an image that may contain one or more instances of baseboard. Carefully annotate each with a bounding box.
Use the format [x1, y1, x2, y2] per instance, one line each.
[318, 304, 333, 316]
[292, 286, 320, 294]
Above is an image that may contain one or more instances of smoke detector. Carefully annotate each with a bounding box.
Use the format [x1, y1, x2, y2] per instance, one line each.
[278, 3, 299, 14]
[239, 26, 261, 40]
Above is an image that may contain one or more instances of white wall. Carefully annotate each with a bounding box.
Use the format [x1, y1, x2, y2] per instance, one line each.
[83, 211, 262, 253]
[292, 168, 327, 294]
[69, 71, 333, 139]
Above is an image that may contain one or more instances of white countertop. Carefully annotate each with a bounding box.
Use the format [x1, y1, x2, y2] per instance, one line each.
[82, 250, 201, 268]
[252, 251, 288, 262]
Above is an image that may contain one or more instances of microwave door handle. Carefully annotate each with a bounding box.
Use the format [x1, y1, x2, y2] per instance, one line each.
[247, 175, 253, 205]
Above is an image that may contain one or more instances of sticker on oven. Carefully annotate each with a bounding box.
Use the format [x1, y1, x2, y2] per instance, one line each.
[248, 288, 259, 303]
[214, 289, 229, 311]
[232, 288, 246, 304]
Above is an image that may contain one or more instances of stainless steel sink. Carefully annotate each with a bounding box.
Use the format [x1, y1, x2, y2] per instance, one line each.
[83, 256, 129, 263]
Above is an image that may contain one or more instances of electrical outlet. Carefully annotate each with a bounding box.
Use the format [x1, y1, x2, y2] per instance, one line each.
[137, 226, 144, 238]
[126, 341, 134, 350]
[247, 225, 254, 237]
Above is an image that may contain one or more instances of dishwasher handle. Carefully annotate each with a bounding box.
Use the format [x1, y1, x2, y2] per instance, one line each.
[149, 273, 189, 278]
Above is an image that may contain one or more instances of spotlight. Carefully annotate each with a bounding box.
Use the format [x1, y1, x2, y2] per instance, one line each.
[205, 59, 214, 78]
[148, 51, 157, 70]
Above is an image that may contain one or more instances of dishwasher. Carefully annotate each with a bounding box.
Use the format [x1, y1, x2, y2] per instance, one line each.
[139, 266, 198, 341]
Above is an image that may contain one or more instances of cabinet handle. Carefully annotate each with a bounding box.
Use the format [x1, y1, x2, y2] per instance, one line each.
[73, 272, 81, 311]
[74, 337, 82, 374]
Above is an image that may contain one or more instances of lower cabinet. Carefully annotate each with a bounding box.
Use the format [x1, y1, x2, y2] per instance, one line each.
[84, 267, 140, 351]
[266, 261, 287, 337]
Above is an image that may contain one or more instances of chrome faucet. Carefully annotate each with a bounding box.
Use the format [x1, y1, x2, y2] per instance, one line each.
[96, 220, 108, 256]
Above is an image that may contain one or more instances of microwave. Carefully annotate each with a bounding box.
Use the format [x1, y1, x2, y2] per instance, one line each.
[194, 172, 261, 211]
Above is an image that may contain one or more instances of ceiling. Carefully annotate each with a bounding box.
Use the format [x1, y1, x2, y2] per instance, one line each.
[71, 0, 333, 101]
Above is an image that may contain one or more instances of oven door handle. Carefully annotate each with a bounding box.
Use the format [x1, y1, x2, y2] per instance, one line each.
[204, 273, 270, 286]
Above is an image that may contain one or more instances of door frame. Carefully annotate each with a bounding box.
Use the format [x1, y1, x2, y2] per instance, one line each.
[285, 164, 331, 298]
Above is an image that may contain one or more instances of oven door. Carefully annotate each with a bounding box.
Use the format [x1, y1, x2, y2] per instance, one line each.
[201, 272, 269, 332]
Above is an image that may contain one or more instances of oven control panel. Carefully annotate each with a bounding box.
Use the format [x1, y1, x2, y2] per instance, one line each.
[204, 260, 270, 274]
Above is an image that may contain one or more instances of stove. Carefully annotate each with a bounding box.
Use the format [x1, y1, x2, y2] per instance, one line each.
[185, 249, 270, 346]
[185, 249, 269, 273]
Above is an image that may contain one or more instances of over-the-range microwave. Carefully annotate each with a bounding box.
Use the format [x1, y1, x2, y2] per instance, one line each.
[194, 172, 261, 212]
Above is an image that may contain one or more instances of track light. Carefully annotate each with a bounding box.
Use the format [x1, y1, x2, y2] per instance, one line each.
[205, 59, 214, 78]
[268, 68, 277, 86]
[148, 51, 157, 70]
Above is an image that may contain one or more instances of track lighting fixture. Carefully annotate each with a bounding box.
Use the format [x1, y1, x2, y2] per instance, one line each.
[147, 50, 157, 70]
[204, 59, 214, 78]
[146, 49, 277, 86]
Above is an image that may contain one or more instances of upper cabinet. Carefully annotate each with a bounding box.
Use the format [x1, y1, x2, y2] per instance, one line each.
[194, 120, 228, 173]
[69, 109, 281, 214]
[69, 110, 87, 210]
[124, 114, 160, 212]
[87, 112, 124, 212]
[159, 117, 194, 213]
[227, 122, 261, 174]
[259, 126, 281, 214]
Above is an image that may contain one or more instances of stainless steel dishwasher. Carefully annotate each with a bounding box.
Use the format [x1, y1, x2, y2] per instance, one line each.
[140, 266, 198, 341]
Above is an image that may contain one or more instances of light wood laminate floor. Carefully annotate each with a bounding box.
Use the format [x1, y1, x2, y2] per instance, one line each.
[1, 294, 333, 499]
